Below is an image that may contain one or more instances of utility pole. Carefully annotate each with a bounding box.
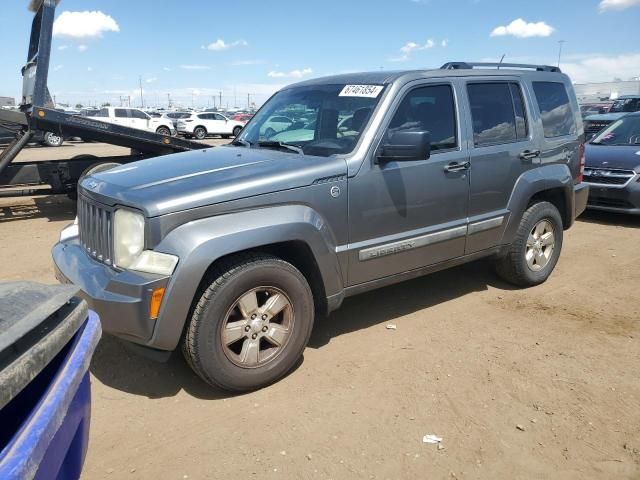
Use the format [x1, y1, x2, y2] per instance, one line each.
[167, 93, 171, 108]
[219, 91, 222, 109]
[138, 76, 144, 108]
[247, 93, 250, 110]
[557, 40, 565, 68]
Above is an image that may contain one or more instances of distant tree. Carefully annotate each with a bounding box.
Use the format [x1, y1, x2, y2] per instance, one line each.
[75, 103, 83, 109]
[101, 102, 111, 107]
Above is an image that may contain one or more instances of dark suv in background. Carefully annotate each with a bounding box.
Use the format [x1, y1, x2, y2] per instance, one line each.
[584, 95, 640, 138]
[54, 62, 588, 391]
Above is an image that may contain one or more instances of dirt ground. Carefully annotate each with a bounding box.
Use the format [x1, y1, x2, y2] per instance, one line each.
[1, 142, 639, 479]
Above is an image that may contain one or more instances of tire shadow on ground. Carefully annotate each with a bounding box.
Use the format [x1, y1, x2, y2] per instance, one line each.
[578, 210, 640, 229]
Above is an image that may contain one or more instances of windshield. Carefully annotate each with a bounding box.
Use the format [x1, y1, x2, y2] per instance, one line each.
[238, 84, 385, 157]
[609, 98, 640, 113]
[591, 116, 640, 146]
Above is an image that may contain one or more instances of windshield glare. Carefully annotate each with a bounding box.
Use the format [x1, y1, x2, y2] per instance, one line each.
[238, 84, 384, 157]
[591, 116, 640, 146]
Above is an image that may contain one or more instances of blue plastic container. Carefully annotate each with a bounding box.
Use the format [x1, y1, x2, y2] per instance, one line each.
[0, 311, 101, 480]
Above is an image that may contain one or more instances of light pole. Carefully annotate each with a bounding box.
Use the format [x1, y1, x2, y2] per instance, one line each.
[557, 40, 565, 68]
[139, 76, 144, 108]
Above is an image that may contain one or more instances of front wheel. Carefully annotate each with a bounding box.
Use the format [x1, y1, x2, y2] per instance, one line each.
[232, 126, 243, 137]
[495, 201, 563, 287]
[194, 127, 207, 140]
[156, 126, 171, 136]
[182, 253, 314, 392]
[42, 132, 63, 147]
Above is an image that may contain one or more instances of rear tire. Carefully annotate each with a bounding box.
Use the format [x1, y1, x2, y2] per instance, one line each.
[42, 132, 63, 147]
[182, 253, 314, 392]
[495, 201, 563, 287]
[232, 126, 243, 137]
[194, 127, 207, 140]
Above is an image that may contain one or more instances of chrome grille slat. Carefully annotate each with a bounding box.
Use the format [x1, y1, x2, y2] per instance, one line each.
[78, 196, 113, 266]
[583, 167, 635, 187]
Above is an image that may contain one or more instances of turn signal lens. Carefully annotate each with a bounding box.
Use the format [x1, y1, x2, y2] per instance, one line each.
[149, 287, 165, 320]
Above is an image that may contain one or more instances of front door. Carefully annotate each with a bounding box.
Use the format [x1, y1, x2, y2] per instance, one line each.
[347, 81, 470, 286]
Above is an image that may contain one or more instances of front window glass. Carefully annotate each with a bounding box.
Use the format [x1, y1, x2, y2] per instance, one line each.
[591, 116, 640, 146]
[387, 84, 457, 151]
[115, 108, 128, 118]
[238, 84, 385, 157]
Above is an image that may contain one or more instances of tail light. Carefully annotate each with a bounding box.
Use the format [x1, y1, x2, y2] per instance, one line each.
[576, 143, 586, 184]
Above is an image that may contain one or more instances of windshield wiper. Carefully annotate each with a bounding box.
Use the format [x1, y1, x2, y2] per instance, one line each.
[231, 138, 252, 147]
[257, 140, 304, 155]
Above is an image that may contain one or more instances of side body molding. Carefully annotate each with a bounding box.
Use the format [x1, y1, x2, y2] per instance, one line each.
[501, 163, 575, 245]
[147, 205, 344, 351]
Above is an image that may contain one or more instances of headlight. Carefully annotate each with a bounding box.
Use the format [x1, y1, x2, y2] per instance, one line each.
[113, 209, 178, 275]
[113, 209, 145, 269]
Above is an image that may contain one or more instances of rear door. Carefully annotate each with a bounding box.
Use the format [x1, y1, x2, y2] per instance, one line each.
[461, 78, 537, 254]
[113, 108, 130, 127]
[212, 113, 231, 134]
[129, 109, 152, 131]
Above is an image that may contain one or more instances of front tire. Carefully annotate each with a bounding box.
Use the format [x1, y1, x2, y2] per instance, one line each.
[156, 126, 171, 136]
[232, 126, 243, 137]
[495, 201, 563, 287]
[182, 253, 314, 392]
[194, 127, 207, 140]
[42, 132, 63, 147]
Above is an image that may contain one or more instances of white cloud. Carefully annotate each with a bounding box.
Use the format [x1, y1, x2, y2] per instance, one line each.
[179, 65, 211, 70]
[87, 67, 93, 72]
[562, 53, 640, 83]
[391, 39, 438, 62]
[77, 44, 88, 52]
[490, 18, 554, 38]
[205, 39, 248, 51]
[53, 64, 63, 72]
[163, 67, 171, 72]
[599, 0, 640, 11]
[145, 77, 158, 83]
[441, 39, 448, 47]
[267, 68, 313, 79]
[53, 11, 119, 39]
[57, 44, 69, 51]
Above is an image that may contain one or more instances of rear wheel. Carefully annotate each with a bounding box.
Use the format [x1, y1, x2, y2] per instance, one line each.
[42, 132, 63, 147]
[495, 201, 563, 287]
[156, 126, 171, 136]
[182, 253, 314, 392]
[194, 127, 207, 140]
[232, 126, 243, 137]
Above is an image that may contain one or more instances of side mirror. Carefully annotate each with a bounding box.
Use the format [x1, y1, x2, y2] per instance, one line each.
[377, 130, 431, 163]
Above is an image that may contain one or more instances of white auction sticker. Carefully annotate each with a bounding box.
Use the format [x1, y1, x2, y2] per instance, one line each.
[339, 85, 384, 98]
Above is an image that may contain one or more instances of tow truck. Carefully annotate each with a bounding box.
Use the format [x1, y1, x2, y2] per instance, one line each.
[0, 0, 208, 199]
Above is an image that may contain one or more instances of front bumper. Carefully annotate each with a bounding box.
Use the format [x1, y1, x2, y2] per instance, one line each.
[585, 177, 640, 215]
[52, 239, 170, 345]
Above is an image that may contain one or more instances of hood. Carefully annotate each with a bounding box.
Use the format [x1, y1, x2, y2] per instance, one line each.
[585, 143, 640, 170]
[584, 112, 628, 122]
[80, 145, 347, 216]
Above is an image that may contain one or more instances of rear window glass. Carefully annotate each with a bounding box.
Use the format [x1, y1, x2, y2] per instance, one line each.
[532, 82, 576, 138]
[115, 108, 128, 118]
[468, 82, 528, 146]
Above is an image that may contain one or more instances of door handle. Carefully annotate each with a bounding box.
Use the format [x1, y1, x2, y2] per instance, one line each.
[519, 149, 540, 161]
[444, 161, 470, 173]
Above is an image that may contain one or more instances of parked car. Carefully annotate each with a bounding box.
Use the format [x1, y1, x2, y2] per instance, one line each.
[260, 115, 293, 138]
[583, 112, 640, 214]
[584, 95, 640, 138]
[79, 108, 100, 117]
[162, 111, 191, 128]
[89, 107, 176, 136]
[53, 62, 588, 392]
[580, 103, 611, 119]
[233, 113, 254, 123]
[0, 125, 65, 147]
[176, 112, 244, 139]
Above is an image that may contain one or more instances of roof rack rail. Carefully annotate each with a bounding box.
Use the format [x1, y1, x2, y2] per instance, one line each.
[440, 62, 562, 73]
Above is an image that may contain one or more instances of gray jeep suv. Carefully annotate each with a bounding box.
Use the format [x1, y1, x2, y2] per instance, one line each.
[53, 62, 589, 391]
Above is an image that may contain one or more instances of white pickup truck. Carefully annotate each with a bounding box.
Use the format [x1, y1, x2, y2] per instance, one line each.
[90, 107, 176, 136]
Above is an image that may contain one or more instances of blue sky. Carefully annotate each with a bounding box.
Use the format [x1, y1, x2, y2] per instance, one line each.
[1, 0, 639, 108]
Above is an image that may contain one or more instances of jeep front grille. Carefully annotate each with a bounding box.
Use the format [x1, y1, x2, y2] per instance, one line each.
[77, 196, 114, 266]
[583, 168, 635, 186]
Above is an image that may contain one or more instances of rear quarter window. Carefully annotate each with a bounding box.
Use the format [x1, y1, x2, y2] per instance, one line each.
[532, 82, 576, 138]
